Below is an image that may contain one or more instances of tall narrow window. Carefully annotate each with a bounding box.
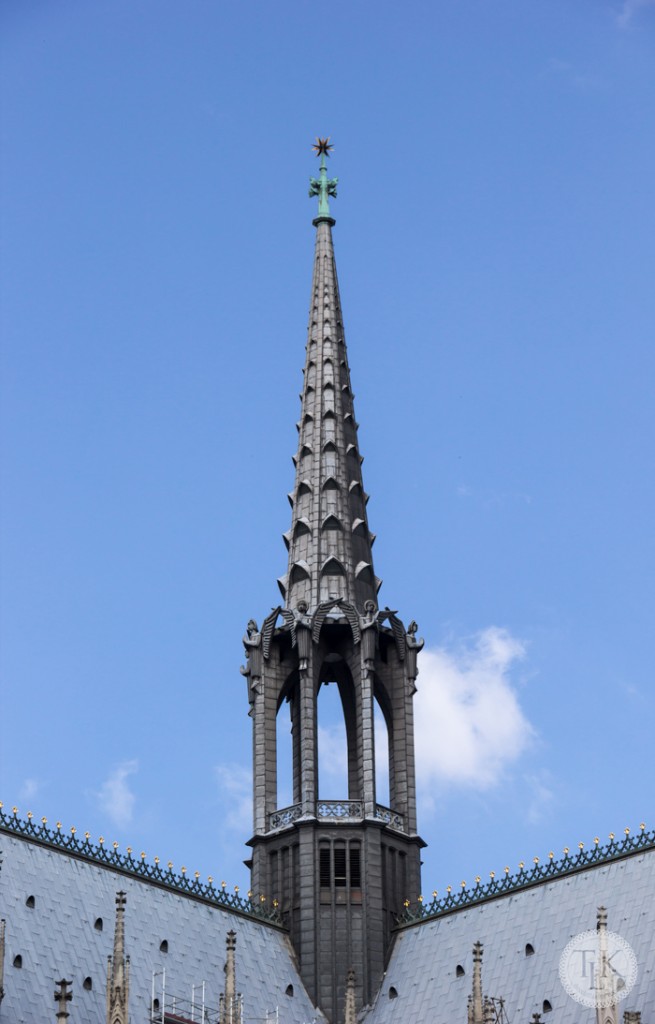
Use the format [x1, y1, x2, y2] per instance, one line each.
[317, 681, 348, 799]
[320, 847, 331, 887]
[334, 847, 347, 887]
[350, 846, 361, 888]
[374, 700, 390, 807]
[276, 696, 294, 810]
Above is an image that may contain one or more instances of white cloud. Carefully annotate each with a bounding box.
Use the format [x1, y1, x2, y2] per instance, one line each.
[94, 759, 138, 828]
[414, 628, 533, 793]
[214, 763, 252, 836]
[617, 0, 655, 27]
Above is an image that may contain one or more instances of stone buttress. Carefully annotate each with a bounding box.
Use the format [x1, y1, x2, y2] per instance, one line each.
[242, 142, 425, 1024]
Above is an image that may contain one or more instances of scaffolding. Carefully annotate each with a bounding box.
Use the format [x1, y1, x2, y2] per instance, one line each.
[485, 996, 510, 1024]
[149, 970, 279, 1024]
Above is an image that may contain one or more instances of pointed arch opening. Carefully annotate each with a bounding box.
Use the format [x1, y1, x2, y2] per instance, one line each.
[355, 561, 374, 584]
[374, 678, 394, 811]
[374, 698, 390, 807]
[292, 519, 311, 539]
[321, 514, 343, 532]
[317, 657, 359, 802]
[351, 518, 368, 537]
[276, 688, 295, 810]
[289, 561, 311, 584]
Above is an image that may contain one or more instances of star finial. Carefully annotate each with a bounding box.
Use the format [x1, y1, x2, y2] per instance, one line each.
[312, 137, 333, 158]
[309, 137, 338, 220]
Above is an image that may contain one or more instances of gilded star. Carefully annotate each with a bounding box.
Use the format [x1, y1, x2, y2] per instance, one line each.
[312, 137, 333, 157]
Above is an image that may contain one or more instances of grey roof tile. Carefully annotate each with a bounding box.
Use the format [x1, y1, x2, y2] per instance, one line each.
[0, 834, 324, 1024]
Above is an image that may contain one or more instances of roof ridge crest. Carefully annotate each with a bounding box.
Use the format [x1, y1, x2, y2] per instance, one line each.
[399, 824, 654, 927]
[0, 802, 281, 926]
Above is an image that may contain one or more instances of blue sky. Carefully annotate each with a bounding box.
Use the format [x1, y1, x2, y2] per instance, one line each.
[1, 0, 654, 898]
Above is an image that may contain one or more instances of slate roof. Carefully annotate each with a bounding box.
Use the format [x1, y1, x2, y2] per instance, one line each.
[3, 811, 654, 1023]
[0, 831, 324, 1024]
[365, 844, 655, 1023]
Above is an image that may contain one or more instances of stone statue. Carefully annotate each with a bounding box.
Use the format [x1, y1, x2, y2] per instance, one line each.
[405, 620, 424, 692]
[361, 600, 378, 673]
[294, 600, 312, 674]
[240, 619, 263, 703]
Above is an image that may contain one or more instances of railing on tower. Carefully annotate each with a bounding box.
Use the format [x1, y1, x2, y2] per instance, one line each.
[268, 801, 405, 831]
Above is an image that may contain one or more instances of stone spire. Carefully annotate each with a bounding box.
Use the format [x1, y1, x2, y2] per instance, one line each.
[343, 967, 356, 1024]
[246, 144, 424, 1024]
[468, 942, 485, 1024]
[596, 907, 619, 1024]
[106, 891, 129, 1024]
[278, 140, 379, 612]
[220, 930, 241, 1024]
[0, 921, 4, 999]
[54, 979, 73, 1022]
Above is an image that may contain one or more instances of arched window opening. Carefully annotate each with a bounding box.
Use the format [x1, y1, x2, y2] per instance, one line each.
[317, 681, 348, 799]
[374, 700, 390, 807]
[543, 1000, 552, 1013]
[456, 964, 465, 978]
[276, 692, 294, 810]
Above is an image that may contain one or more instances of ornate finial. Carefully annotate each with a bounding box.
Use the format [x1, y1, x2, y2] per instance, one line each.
[107, 891, 129, 1024]
[309, 137, 338, 222]
[220, 930, 239, 1024]
[312, 137, 333, 158]
[344, 967, 357, 1024]
[54, 979, 73, 1021]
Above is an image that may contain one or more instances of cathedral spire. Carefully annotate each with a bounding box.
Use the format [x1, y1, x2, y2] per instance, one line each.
[343, 968, 356, 1024]
[54, 979, 73, 1022]
[220, 931, 241, 1024]
[106, 891, 129, 1024]
[246, 147, 424, 1024]
[279, 143, 379, 611]
[468, 942, 489, 1024]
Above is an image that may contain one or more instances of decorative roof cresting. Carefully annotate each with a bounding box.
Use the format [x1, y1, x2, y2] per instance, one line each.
[0, 803, 280, 924]
[398, 824, 655, 926]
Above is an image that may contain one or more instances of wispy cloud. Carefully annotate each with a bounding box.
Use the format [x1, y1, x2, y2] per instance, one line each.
[20, 778, 39, 802]
[93, 759, 138, 828]
[525, 771, 555, 825]
[543, 57, 603, 93]
[214, 763, 252, 836]
[415, 628, 533, 796]
[617, 0, 655, 28]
